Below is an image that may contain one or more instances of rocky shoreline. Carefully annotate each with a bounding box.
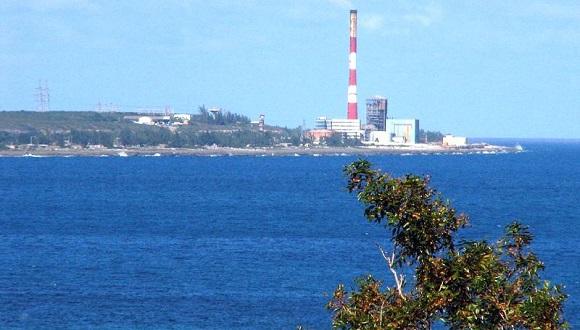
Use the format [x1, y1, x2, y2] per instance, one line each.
[0, 144, 522, 157]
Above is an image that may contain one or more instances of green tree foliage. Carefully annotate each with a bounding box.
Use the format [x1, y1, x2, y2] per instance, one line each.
[195, 106, 251, 125]
[327, 160, 567, 329]
[323, 133, 362, 147]
[419, 129, 444, 143]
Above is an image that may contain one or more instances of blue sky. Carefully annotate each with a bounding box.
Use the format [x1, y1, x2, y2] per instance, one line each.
[0, 0, 578, 138]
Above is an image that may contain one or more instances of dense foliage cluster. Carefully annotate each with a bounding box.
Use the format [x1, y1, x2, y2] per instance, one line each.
[195, 106, 251, 125]
[0, 109, 303, 149]
[327, 160, 567, 329]
[419, 129, 444, 143]
[322, 133, 362, 147]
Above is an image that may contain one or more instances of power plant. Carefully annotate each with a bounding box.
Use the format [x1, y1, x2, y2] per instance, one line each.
[307, 9, 421, 146]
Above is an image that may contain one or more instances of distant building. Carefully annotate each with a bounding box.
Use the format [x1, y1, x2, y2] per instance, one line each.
[443, 135, 468, 147]
[137, 116, 154, 125]
[386, 118, 419, 144]
[124, 115, 171, 126]
[258, 114, 265, 131]
[315, 116, 329, 129]
[366, 96, 388, 131]
[306, 129, 334, 143]
[173, 113, 191, 121]
[251, 114, 266, 131]
[326, 119, 362, 139]
[172, 113, 191, 125]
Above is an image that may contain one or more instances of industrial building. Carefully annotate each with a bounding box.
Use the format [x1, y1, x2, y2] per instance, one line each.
[386, 118, 419, 144]
[308, 117, 362, 142]
[443, 135, 468, 147]
[366, 96, 388, 131]
[326, 119, 362, 139]
[315, 116, 329, 129]
[366, 119, 419, 145]
[306, 129, 333, 143]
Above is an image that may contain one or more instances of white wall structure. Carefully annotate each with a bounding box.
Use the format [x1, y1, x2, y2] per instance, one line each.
[327, 119, 362, 139]
[137, 116, 154, 125]
[443, 135, 468, 147]
[386, 119, 419, 144]
[368, 131, 391, 145]
[173, 114, 191, 121]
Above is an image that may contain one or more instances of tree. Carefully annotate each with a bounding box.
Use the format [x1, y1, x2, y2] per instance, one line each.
[327, 160, 567, 329]
[419, 129, 444, 143]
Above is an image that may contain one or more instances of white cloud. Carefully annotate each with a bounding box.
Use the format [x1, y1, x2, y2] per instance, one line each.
[327, 0, 353, 9]
[1, 0, 98, 11]
[360, 14, 384, 31]
[528, 2, 580, 20]
[403, 4, 443, 27]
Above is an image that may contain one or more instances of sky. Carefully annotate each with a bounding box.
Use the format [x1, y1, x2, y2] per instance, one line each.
[0, 0, 579, 138]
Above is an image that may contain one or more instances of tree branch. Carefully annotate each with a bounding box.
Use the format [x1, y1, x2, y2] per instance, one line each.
[377, 244, 406, 300]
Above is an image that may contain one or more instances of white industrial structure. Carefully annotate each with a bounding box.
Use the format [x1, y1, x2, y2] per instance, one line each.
[443, 135, 468, 147]
[367, 131, 391, 145]
[365, 119, 419, 145]
[326, 119, 362, 139]
[386, 119, 419, 144]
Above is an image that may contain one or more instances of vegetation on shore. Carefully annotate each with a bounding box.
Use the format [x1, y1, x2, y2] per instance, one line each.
[327, 160, 567, 329]
[0, 107, 304, 149]
[419, 129, 444, 143]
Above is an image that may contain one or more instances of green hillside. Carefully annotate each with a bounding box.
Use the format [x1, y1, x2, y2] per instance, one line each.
[0, 109, 303, 148]
[0, 111, 129, 131]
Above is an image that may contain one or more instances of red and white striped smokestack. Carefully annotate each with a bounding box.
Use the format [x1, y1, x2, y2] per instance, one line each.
[347, 9, 358, 120]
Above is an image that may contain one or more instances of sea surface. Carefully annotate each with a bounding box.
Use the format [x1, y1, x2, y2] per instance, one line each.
[0, 139, 578, 329]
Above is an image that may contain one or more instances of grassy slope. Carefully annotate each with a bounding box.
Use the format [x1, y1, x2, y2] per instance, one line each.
[0, 111, 261, 132]
[0, 111, 130, 131]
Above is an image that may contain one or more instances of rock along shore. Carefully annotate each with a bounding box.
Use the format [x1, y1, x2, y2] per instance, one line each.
[0, 144, 522, 157]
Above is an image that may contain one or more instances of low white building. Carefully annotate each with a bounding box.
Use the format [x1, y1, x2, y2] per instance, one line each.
[443, 135, 468, 147]
[173, 113, 191, 122]
[134, 115, 171, 125]
[327, 119, 362, 139]
[136, 116, 154, 125]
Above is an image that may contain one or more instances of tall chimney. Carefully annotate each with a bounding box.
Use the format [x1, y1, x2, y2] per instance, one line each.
[347, 9, 358, 120]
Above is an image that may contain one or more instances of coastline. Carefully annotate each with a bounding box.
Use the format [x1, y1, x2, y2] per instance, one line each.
[0, 144, 522, 157]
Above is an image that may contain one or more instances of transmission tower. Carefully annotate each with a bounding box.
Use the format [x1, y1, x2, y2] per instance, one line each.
[35, 80, 50, 112]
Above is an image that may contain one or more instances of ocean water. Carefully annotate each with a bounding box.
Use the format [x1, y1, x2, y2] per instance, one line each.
[0, 140, 578, 328]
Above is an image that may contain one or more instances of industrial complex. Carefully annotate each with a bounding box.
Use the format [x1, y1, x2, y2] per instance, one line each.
[306, 9, 456, 147]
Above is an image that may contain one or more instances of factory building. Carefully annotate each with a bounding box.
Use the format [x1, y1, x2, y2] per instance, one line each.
[327, 119, 362, 139]
[443, 135, 468, 147]
[366, 96, 388, 131]
[311, 117, 362, 139]
[306, 129, 334, 143]
[315, 116, 329, 129]
[386, 118, 419, 144]
[366, 119, 419, 145]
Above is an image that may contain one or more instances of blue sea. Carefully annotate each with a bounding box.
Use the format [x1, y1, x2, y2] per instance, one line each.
[1, 140, 578, 329]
